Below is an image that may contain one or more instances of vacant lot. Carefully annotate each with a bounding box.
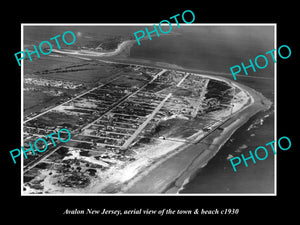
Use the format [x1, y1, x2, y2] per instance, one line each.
[23, 54, 137, 116]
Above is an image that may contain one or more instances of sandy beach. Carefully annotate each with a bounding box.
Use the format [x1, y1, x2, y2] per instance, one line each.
[52, 40, 135, 58]
[94, 44, 272, 193]
[120, 79, 272, 193]
[29, 40, 273, 194]
[84, 70, 271, 194]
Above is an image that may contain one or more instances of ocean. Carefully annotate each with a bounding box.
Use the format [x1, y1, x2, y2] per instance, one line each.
[180, 108, 275, 194]
[129, 25, 275, 194]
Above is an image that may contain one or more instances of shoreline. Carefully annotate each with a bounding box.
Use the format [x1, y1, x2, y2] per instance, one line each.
[120, 77, 272, 194]
[38, 40, 273, 194]
[52, 40, 135, 58]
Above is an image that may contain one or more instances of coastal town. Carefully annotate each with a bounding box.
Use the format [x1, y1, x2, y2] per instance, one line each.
[23, 61, 250, 194]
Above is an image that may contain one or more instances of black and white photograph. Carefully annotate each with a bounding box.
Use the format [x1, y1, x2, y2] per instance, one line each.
[21, 24, 275, 195]
[3, 4, 298, 221]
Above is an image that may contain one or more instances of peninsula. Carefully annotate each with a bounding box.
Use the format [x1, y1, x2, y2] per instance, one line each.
[22, 40, 272, 194]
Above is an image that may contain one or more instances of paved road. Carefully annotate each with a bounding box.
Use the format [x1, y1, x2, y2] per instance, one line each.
[121, 93, 172, 149]
[80, 69, 167, 131]
[23, 69, 167, 173]
[121, 71, 190, 149]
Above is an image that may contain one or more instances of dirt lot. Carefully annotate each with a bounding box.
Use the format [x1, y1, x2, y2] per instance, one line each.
[23, 54, 137, 116]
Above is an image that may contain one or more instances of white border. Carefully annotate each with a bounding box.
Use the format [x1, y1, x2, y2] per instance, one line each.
[21, 23, 277, 196]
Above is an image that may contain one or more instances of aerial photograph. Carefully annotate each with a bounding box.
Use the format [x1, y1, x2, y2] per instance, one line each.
[22, 24, 275, 195]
